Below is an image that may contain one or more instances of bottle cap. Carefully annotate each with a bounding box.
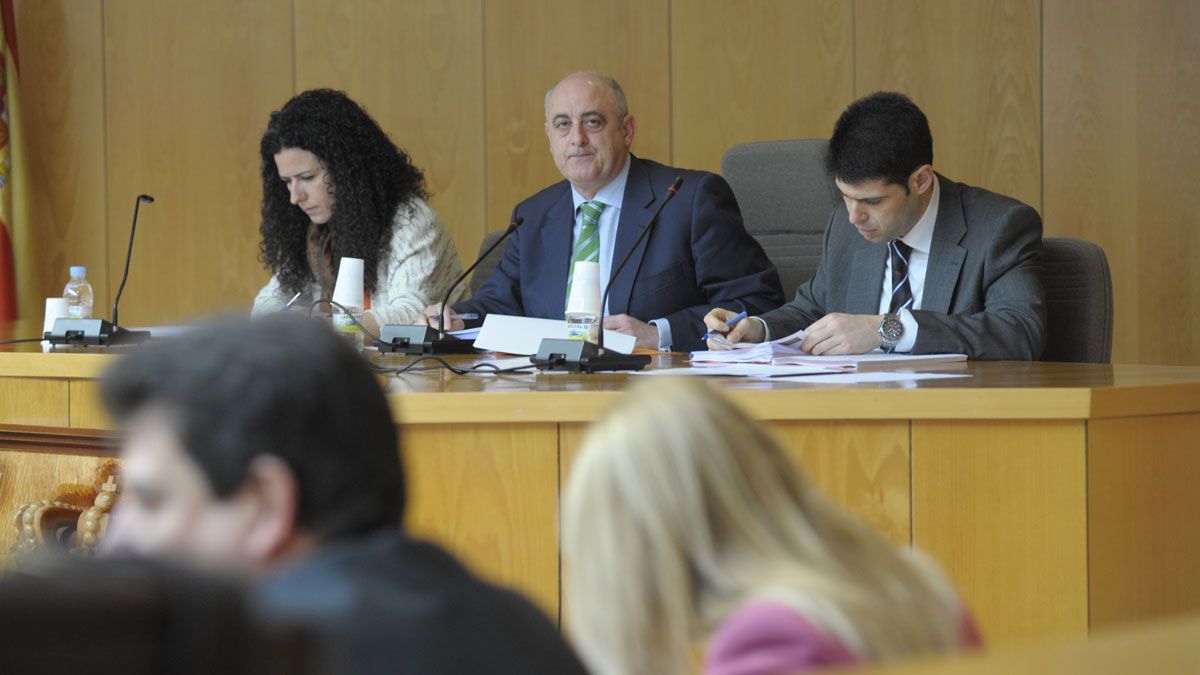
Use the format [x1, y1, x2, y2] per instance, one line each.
[70, 266, 86, 277]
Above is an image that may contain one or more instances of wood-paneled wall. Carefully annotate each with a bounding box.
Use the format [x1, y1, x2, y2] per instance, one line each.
[13, 0, 1200, 365]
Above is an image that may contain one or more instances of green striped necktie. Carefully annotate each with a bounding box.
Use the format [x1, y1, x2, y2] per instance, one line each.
[566, 200, 605, 303]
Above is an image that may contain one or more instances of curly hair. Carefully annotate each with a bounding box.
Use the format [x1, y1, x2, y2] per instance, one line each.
[259, 89, 428, 294]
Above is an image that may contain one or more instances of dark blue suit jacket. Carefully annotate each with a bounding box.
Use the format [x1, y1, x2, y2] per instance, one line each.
[457, 155, 784, 351]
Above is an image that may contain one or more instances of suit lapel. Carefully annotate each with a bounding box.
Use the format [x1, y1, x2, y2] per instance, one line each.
[607, 156, 657, 315]
[922, 174, 967, 314]
[846, 243, 887, 314]
[536, 188, 576, 317]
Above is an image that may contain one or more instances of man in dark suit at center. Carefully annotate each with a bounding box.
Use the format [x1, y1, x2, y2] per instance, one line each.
[421, 70, 784, 352]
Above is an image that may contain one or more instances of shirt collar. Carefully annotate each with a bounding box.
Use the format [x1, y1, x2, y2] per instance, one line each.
[571, 154, 631, 214]
[899, 174, 939, 254]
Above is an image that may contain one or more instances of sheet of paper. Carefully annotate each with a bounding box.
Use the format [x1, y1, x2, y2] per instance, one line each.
[472, 314, 636, 355]
[636, 364, 846, 378]
[449, 327, 482, 340]
[772, 353, 968, 369]
[783, 372, 971, 384]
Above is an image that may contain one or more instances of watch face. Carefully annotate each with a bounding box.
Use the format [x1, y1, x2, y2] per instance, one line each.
[881, 317, 904, 341]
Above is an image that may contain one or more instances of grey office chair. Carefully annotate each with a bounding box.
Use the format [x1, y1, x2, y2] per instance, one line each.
[720, 139, 839, 295]
[469, 229, 507, 294]
[1040, 237, 1113, 363]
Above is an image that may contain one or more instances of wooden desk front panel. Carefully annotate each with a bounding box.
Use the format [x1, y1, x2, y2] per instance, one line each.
[561, 420, 912, 545]
[1087, 413, 1200, 631]
[0, 378, 69, 428]
[401, 422, 561, 620]
[912, 420, 1090, 645]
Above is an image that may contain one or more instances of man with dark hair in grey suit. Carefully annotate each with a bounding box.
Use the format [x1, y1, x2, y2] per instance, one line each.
[704, 91, 1045, 360]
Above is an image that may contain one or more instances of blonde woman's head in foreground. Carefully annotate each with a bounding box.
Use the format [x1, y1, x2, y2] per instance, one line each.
[563, 377, 966, 675]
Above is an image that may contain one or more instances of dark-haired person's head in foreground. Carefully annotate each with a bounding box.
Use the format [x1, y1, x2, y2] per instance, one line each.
[100, 313, 401, 568]
[101, 315, 588, 675]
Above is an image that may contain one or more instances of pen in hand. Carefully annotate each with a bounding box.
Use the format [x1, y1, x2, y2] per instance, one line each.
[428, 312, 479, 323]
[702, 310, 748, 341]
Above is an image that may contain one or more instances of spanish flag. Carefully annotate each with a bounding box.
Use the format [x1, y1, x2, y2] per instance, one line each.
[0, 0, 24, 321]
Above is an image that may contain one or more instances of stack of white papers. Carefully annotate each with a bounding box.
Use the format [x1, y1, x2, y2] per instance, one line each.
[690, 329, 967, 369]
[690, 329, 809, 364]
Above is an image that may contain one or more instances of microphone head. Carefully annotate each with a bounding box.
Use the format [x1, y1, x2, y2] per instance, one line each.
[668, 177, 684, 193]
[511, 216, 524, 228]
[138, 194, 155, 203]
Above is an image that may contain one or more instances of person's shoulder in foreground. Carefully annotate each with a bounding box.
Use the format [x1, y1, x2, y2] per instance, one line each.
[259, 529, 586, 675]
[706, 597, 984, 675]
[98, 314, 585, 675]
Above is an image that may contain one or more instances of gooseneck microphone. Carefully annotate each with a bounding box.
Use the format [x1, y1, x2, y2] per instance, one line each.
[533, 177, 684, 373]
[45, 194, 154, 347]
[112, 194, 154, 328]
[376, 216, 523, 355]
[596, 177, 683, 354]
[437, 216, 523, 341]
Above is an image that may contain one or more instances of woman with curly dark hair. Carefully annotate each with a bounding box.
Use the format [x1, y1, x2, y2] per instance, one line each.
[252, 89, 463, 334]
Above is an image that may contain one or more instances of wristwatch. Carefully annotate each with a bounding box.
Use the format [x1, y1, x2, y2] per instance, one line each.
[878, 314, 904, 352]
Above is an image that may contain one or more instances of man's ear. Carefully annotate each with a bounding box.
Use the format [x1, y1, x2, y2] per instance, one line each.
[239, 454, 300, 562]
[911, 165, 935, 195]
[623, 114, 637, 146]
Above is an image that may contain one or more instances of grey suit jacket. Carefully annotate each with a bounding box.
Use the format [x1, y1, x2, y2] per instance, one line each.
[759, 175, 1046, 360]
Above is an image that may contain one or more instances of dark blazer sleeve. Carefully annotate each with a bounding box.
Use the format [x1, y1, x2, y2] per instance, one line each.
[452, 206, 526, 325]
[755, 211, 835, 338]
[911, 203, 1046, 360]
[662, 173, 784, 352]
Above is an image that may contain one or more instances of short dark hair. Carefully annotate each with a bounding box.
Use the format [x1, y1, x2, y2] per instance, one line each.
[826, 91, 933, 192]
[101, 314, 404, 538]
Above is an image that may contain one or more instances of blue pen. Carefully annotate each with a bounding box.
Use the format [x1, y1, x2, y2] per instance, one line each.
[702, 310, 748, 341]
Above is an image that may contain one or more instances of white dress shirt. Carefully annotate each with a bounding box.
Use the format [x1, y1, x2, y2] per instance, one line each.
[750, 176, 940, 350]
[569, 157, 673, 350]
[879, 176, 939, 352]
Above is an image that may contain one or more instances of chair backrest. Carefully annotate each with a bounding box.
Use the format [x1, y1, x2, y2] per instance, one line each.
[469, 229, 508, 295]
[721, 139, 839, 295]
[1041, 237, 1113, 363]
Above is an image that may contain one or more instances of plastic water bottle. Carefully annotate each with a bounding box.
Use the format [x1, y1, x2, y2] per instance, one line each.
[332, 303, 365, 350]
[63, 266, 94, 319]
[565, 311, 600, 343]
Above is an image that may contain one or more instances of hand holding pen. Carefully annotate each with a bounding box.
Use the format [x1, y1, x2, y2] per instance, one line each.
[701, 308, 765, 350]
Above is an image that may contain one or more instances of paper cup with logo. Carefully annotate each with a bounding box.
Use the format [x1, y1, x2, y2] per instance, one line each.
[331, 257, 366, 348]
[565, 261, 601, 342]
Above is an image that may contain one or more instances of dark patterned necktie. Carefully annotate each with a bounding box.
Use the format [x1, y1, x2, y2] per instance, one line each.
[888, 239, 913, 314]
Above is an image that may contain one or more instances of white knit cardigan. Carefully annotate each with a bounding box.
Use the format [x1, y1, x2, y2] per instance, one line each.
[252, 197, 465, 326]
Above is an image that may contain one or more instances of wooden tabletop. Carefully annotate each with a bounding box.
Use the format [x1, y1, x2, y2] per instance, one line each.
[5, 336, 1200, 422]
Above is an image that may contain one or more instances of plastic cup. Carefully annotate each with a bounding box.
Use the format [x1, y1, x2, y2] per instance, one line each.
[42, 297, 69, 352]
[566, 261, 601, 316]
[331, 257, 365, 309]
